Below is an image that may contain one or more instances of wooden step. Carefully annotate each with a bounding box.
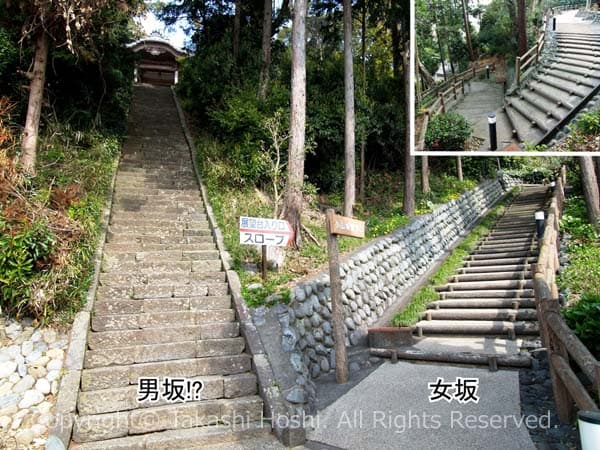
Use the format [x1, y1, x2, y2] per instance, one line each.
[414, 319, 539, 335]
[428, 298, 536, 309]
[424, 308, 538, 321]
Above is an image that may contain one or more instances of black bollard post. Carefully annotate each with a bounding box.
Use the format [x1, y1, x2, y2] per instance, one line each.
[535, 211, 545, 239]
[488, 113, 497, 151]
[486, 65, 490, 79]
[553, 17, 556, 31]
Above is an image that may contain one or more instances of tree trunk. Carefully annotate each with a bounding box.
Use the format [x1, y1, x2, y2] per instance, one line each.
[517, 0, 527, 56]
[233, 0, 242, 64]
[343, 0, 356, 217]
[422, 156, 430, 194]
[258, 0, 273, 99]
[402, 47, 415, 216]
[579, 156, 600, 227]
[461, 0, 475, 61]
[457, 156, 463, 181]
[431, 3, 447, 81]
[594, 157, 600, 194]
[359, 0, 367, 204]
[282, 0, 308, 248]
[21, 31, 49, 176]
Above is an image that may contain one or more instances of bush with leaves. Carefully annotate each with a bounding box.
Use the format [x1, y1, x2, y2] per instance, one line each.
[563, 293, 600, 359]
[425, 112, 472, 150]
[575, 108, 600, 136]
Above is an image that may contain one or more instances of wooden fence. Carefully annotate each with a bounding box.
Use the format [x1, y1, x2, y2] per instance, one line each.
[415, 62, 492, 151]
[533, 166, 600, 423]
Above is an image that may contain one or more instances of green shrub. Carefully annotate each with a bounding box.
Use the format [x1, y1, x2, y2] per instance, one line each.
[425, 112, 472, 151]
[576, 108, 600, 136]
[563, 293, 600, 359]
[0, 220, 56, 316]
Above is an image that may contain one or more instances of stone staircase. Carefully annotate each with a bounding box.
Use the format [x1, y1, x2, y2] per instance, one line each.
[409, 185, 549, 364]
[481, 32, 600, 149]
[69, 85, 268, 449]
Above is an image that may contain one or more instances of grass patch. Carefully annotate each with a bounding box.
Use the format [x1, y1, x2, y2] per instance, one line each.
[392, 189, 517, 327]
[196, 134, 489, 307]
[1, 123, 120, 323]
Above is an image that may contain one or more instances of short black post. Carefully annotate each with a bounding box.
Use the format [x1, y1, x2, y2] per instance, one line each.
[553, 16, 557, 31]
[535, 211, 545, 239]
[486, 65, 490, 79]
[488, 113, 497, 151]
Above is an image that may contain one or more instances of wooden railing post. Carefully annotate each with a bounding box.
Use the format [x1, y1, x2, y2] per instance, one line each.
[452, 82, 457, 100]
[516, 56, 522, 86]
[439, 93, 446, 113]
[461, 79, 465, 95]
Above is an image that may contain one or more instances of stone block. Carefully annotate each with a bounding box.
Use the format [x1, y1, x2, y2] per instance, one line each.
[223, 373, 257, 398]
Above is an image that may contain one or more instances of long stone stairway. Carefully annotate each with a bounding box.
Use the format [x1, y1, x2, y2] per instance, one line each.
[407, 185, 549, 366]
[69, 86, 267, 449]
[474, 11, 600, 149]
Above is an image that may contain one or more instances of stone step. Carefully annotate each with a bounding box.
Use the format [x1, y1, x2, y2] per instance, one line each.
[473, 242, 535, 253]
[94, 295, 232, 316]
[104, 234, 214, 245]
[524, 80, 576, 110]
[99, 271, 226, 285]
[538, 66, 597, 88]
[80, 355, 251, 390]
[111, 205, 206, 216]
[439, 289, 534, 299]
[448, 271, 531, 283]
[428, 298, 536, 309]
[72, 396, 263, 443]
[102, 249, 221, 265]
[505, 97, 552, 132]
[414, 320, 539, 335]
[516, 89, 569, 121]
[91, 309, 235, 332]
[103, 242, 217, 253]
[107, 227, 212, 239]
[109, 218, 210, 228]
[436, 279, 532, 292]
[533, 73, 588, 98]
[101, 259, 223, 274]
[423, 308, 538, 321]
[469, 250, 536, 260]
[77, 373, 258, 415]
[84, 337, 246, 368]
[69, 420, 269, 450]
[457, 263, 531, 274]
[87, 323, 239, 351]
[96, 281, 229, 300]
[465, 256, 535, 267]
[481, 236, 534, 245]
[543, 61, 600, 80]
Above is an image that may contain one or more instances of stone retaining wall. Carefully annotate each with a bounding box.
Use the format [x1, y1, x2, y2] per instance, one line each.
[254, 175, 521, 407]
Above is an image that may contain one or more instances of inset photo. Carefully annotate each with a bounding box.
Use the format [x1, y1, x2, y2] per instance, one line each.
[412, 0, 600, 154]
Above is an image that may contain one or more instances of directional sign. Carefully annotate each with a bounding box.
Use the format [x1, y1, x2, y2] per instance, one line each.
[239, 216, 294, 247]
[329, 213, 365, 238]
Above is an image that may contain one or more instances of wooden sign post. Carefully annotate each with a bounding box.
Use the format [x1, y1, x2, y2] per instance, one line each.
[325, 209, 365, 384]
[239, 217, 294, 280]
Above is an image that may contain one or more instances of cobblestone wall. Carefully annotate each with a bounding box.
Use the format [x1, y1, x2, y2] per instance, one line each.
[254, 176, 519, 407]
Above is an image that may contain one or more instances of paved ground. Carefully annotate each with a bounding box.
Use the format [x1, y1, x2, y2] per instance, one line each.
[307, 361, 536, 450]
[556, 8, 600, 34]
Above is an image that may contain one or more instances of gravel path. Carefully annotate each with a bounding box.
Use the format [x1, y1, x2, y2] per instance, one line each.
[0, 319, 68, 449]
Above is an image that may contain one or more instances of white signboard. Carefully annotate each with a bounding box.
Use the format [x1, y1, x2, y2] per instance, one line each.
[239, 216, 293, 247]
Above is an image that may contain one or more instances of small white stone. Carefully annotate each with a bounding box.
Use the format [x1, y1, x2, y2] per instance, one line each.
[11, 415, 23, 429]
[0, 361, 17, 379]
[8, 372, 20, 383]
[0, 404, 18, 417]
[18, 390, 44, 409]
[36, 401, 52, 415]
[47, 359, 62, 372]
[21, 341, 34, 356]
[0, 415, 10, 428]
[5, 345, 20, 358]
[42, 330, 57, 344]
[17, 362, 27, 377]
[32, 356, 50, 367]
[15, 408, 29, 419]
[13, 375, 35, 394]
[25, 350, 43, 364]
[34, 341, 48, 353]
[51, 380, 59, 395]
[0, 381, 14, 396]
[35, 378, 51, 395]
[46, 370, 60, 382]
[31, 423, 46, 437]
[0, 352, 11, 363]
[37, 412, 54, 427]
[34, 437, 47, 446]
[30, 330, 42, 342]
[27, 366, 47, 379]
[46, 349, 64, 360]
[15, 428, 34, 446]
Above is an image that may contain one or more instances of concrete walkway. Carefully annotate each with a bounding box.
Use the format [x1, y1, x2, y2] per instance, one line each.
[307, 361, 536, 450]
[556, 8, 600, 34]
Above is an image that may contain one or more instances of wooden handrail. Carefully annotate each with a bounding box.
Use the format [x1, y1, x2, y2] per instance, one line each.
[533, 166, 600, 423]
